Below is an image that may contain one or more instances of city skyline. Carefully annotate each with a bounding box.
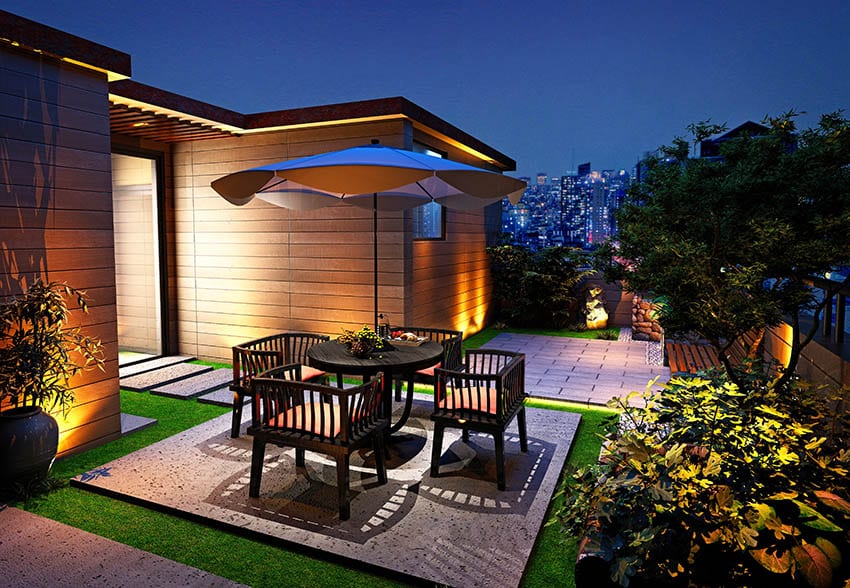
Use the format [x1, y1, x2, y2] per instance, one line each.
[5, 1, 849, 177]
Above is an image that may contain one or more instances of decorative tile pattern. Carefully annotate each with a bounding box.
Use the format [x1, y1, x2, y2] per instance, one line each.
[73, 398, 579, 588]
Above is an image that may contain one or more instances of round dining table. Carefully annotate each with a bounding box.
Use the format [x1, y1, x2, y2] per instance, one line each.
[307, 339, 443, 435]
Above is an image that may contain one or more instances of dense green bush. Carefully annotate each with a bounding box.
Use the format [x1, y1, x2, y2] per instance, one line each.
[487, 245, 590, 328]
[554, 367, 850, 587]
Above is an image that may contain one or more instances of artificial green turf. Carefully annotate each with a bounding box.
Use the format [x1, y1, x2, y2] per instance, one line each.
[520, 403, 611, 588]
[506, 326, 620, 340]
[18, 332, 615, 587]
[463, 325, 619, 351]
[24, 391, 401, 588]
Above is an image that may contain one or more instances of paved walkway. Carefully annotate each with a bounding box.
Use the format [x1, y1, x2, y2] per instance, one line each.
[484, 332, 670, 405]
[0, 506, 246, 588]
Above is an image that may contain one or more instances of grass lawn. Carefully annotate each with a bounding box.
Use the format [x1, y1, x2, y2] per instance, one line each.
[16, 327, 616, 587]
[463, 326, 619, 350]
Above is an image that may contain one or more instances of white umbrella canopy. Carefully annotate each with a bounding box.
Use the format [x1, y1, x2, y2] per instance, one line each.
[211, 143, 526, 328]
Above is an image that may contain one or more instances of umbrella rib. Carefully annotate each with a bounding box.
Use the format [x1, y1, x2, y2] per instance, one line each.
[261, 177, 289, 192]
[415, 181, 435, 200]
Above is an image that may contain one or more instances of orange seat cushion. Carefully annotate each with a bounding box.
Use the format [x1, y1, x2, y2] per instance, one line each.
[415, 361, 440, 378]
[271, 403, 342, 438]
[438, 388, 499, 414]
[300, 365, 326, 381]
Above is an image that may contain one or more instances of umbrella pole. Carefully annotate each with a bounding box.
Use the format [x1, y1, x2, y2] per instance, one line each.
[373, 192, 379, 331]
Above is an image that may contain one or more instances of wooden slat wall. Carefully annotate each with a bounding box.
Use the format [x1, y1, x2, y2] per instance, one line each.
[171, 122, 499, 360]
[171, 121, 413, 361]
[408, 133, 496, 337]
[0, 45, 121, 457]
[411, 209, 493, 335]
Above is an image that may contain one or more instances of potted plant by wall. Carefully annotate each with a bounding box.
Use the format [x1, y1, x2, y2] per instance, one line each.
[0, 279, 104, 490]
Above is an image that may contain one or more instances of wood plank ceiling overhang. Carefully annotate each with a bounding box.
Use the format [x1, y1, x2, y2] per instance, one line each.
[109, 80, 244, 143]
[108, 101, 238, 142]
[107, 81, 518, 172]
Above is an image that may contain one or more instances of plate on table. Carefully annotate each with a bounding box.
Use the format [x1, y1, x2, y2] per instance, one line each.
[387, 336, 429, 347]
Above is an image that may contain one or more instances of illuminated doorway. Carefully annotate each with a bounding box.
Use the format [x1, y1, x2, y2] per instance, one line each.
[111, 152, 164, 355]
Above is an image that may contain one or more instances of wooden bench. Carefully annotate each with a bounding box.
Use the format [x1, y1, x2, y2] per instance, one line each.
[665, 329, 764, 375]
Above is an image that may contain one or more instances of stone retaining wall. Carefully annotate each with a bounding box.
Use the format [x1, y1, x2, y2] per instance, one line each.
[631, 294, 663, 342]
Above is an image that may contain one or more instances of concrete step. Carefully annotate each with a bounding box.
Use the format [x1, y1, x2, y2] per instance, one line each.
[121, 363, 212, 392]
[119, 355, 196, 379]
[197, 386, 245, 408]
[150, 368, 233, 400]
[120, 413, 158, 435]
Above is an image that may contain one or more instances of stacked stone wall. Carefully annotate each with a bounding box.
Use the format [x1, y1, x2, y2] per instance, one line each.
[632, 294, 663, 342]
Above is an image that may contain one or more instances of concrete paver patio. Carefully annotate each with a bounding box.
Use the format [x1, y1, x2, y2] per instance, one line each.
[485, 332, 669, 404]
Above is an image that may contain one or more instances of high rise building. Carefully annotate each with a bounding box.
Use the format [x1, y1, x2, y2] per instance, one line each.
[504, 163, 630, 250]
[560, 174, 585, 246]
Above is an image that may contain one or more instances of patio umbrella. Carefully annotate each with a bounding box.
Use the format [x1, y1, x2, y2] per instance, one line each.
[211, 142, 526, 329]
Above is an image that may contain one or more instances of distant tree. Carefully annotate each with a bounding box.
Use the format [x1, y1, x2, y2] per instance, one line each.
[597, 111, 850, 388]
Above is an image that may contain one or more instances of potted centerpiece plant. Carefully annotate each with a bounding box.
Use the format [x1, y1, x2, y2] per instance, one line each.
[0, 279, 104, 489]
[337, 325, 384, 358]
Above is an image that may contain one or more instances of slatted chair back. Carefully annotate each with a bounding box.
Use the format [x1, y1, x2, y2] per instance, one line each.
[251, 371, 385, 444]
[431, 349, 527, 491]
[391, 326, 463, 371]
[434, 349, 525, 423]
[229, 332, 330, 438]
[247, 369, 388, 520]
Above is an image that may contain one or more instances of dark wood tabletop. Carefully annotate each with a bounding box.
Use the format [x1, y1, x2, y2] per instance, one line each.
[307, 339, 443, 435]
[307, 339, 443, 377]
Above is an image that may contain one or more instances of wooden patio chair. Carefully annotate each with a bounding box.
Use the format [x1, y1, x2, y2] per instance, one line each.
[431, 349, 527, 491]
[230, 332, 330, 438]
[389, 326, 463, 400]
[247, 367, 388, 520]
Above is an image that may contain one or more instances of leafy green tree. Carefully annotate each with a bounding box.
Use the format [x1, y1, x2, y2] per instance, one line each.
[598, 112, 850, 388]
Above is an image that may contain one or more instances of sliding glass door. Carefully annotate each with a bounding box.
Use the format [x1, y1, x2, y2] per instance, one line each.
[111, 152, 163, 355]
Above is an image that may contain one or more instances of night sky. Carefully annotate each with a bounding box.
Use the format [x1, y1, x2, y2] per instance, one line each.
[6, 1, 849, 177]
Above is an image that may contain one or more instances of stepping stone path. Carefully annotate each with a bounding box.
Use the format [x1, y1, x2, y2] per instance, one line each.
[119, 355, 197, 379]
[121, 362, 212, 392]
[151, 368, 233, 400]
[197, 386, 244, 407]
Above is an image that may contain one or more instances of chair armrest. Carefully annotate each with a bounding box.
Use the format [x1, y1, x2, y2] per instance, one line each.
[250, 372, 385, 442]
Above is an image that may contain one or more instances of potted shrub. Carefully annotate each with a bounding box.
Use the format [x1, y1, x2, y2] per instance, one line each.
[554, 365, 850, 587]
[0, 279, 104, 489]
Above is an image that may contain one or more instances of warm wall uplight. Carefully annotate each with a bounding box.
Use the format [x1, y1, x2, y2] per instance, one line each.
[769, 322, 794, 370]
[55, 401, 119, 457]
[453, 271, 488, 337]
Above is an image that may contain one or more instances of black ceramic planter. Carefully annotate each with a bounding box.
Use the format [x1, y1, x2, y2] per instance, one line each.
[0, 406, 59, 487]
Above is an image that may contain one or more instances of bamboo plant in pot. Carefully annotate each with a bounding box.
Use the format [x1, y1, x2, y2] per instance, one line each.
[0, 279, 104, 489]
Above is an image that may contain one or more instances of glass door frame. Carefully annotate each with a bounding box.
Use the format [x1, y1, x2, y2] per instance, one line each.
[111, 146, 170, 355]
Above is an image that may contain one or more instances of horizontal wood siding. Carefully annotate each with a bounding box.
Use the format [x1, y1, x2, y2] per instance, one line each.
[407, 131, 503, 337]
[411, 208, 493, 336]
[171, 121, 414, 362]
[0, 44, 121, 457]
